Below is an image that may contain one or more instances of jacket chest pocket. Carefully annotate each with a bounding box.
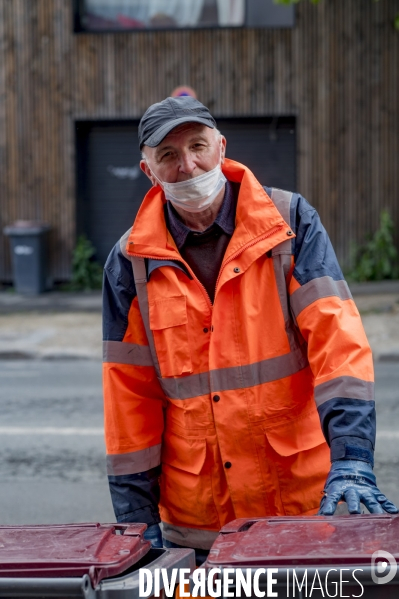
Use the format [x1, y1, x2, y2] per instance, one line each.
[149, 295, 193, 377]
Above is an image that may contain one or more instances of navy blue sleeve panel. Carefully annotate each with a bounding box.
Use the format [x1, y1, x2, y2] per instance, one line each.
[318, 398, 376, 466]
[288, 193, 376, 466]
[290, 194, 344, 285]
[103, 242, 137, 342]
[330, 436, 374, 466]
[104, 243, 162, 526]
[264, 186, 272, 198]
[108, 467, 161, 526]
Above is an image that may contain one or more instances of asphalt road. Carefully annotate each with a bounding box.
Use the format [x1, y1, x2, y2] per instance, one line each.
[0, 360, 398, 525]
[0, 360, 114, 524]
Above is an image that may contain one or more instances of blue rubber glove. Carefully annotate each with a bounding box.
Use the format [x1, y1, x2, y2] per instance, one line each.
[318, 460, 399, 515]
[143, 523, 163, 548]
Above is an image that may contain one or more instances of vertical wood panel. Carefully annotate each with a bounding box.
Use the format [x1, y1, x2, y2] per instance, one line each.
[1, 0, 399, 279]
[0, 0, 9, 272]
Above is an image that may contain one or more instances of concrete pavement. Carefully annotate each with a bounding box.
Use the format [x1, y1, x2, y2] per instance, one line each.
[0, 291, 102, 360]
[1, 282, 399, 361]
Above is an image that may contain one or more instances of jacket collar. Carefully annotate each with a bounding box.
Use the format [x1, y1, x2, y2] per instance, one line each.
[126, 159, 289, 260]
[165, 179, 236, 250]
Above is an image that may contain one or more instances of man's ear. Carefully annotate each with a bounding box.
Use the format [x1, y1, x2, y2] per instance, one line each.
[140, 160, 158, 186]
[220, 136, 227, 164]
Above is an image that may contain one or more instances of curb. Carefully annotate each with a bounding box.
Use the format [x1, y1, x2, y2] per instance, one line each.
[378, 353, 399, 363]
[0, 350, 100, 361]
[0, 291, 102, 314]
[349, 280, 399, 296]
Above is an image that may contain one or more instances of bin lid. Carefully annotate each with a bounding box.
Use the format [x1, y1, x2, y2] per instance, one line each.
[0, 523, 150, 587]
[3, 220, 51, 235]
[206, 515, 399, 568]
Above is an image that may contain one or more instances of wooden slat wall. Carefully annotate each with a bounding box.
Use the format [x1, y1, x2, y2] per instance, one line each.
[1, 0, 398, 279]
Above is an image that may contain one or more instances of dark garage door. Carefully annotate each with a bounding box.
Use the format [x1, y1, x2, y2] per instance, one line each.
[76, 117, 296, 265]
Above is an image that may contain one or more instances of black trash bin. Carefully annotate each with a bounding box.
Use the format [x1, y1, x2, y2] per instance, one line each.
[3, 220, 51, 294]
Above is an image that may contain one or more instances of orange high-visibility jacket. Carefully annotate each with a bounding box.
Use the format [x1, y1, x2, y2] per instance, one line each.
[103, 159, 375, 550]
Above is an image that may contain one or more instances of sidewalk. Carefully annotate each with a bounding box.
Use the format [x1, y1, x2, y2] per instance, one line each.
[0, 292, 102, 360]
[1, 282, 399, 361]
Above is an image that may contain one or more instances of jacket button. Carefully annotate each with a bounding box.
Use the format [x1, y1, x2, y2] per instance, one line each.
[213, 395, 220, 402]
[224, 461, 232, 469]
[286, 230, 293, 236]
[203, 327, 209, 333]
[233, 267, 240, 273]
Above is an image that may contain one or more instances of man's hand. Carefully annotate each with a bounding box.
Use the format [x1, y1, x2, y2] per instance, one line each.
[318, 459, 399, 515]
[143, 523, 163, 548]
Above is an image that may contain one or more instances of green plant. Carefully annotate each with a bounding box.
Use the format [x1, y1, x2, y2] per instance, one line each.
[69, 235, 103, 291]
[273, 0, 399, 29]
[347, 210, 399, 282]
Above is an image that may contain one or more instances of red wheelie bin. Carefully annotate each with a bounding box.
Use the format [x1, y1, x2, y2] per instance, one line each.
[198, 514, 399, 598]
[0, 523, 195, 599]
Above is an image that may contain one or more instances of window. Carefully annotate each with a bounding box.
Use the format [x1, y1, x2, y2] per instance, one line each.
[74, 0, 294, 32]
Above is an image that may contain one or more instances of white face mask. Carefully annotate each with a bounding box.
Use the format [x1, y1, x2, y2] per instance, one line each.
[152, 164, 227, 214]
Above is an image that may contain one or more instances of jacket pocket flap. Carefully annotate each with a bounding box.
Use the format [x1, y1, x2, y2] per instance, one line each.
[149, 296, 188, 330]
[264, 408, 326, 456]
[162, 433, 206, 474]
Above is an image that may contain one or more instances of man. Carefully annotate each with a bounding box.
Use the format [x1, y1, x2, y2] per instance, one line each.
[103, 96, 397, 557]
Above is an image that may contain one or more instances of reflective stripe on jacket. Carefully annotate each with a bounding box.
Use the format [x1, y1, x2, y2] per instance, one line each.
[103, 159, 375, 549]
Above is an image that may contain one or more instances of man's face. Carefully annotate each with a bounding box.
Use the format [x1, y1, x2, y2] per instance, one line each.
[140, 123, 226, 185]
